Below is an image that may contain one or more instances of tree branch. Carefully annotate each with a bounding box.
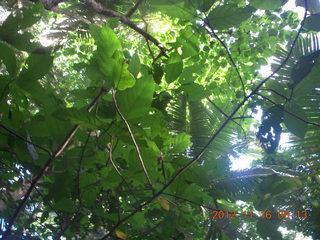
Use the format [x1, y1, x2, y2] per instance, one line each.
[2, 87, 107, 238]
[112, 89, 154, 193]
[259, 88, 290, 101]
[84, 0, 168, 57]
[205, 23, 246, 97]
[206, 97, 247, 138]
[256, 93, 320, 127]
[0, 123, 51, 156]
[126, 0, 144, 18]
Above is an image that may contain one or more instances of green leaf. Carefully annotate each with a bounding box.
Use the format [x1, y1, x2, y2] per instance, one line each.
[304, 15, 320, 32]
[165, 133, 191, 154]
[19, 49, 53, 81]
[81, 187, 99, 206]
[0, 41, 17, 76]
[90, 25, 122, 58]
[0, 4, 42, 31]
[207, 5, 255, 30]
[114, 61, 136, 91]
[150, 0, 195, 20]
[128, 53, 141, 77]
[180, 83, 206, 101]
[165, 53, 183, 83]
[265, 80, 288, 102]
[293, 59, 320, 97]
[284, 102, 307, 138]
[54, 198, 77, 213]
[177, 27, 200, 58]
[153, 64, 164, 84]
[80, 172, 98, 188]
[116, 74, 155, 120]
[250, 0, 282, 10]
[52, 107, 109, 130]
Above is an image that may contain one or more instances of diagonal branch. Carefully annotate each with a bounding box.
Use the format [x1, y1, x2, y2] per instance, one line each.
[99, 2, 308, 238]
[111, 89, 154, 192]
[84, 0, 168, 57]
[0, 123, 51, 156]
[126, 0, 145, 18]
[2, 87, 107, 238]
[205, 23, 245, 97]
[206, 97, 247, 138]
[256, 93, 320, 127]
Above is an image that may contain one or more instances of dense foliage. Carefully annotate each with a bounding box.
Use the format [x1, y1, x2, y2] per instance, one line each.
[0, 0, 320, 239]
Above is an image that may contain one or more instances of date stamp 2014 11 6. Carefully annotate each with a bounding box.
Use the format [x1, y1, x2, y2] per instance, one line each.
[211, 210, 308, 220]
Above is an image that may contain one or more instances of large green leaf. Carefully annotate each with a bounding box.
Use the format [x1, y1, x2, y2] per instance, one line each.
[207, 5, 255, 30]
[164, 52, 183, 83]
[0, 41, 17, 76]
[128, 53, 141, 77]
[304, 15, 320, 32]
[90, 25, 135, 90]
[19, 49, 53, 81]
[250, 0, 282, 10]
[284, 102, 308, 138]
[116, 73, 155, 120]
[54, 198, 77, 213]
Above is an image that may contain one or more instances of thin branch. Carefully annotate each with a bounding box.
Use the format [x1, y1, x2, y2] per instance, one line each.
[205, 23, 245, 97]
[256, 93, 320, 127]
[28, 0, 91, 24]
[259, 88, 290, 101]
[232, 116, 253, 120]
[51, 6, 91, 25]
[77, 132, 91, 205]
[85, 0, 168, 57]
[206, 97, 246, 137]
[142, 17, 156, 61]
[111, 89, 154, 192]
[2, 87, 107, 238]
[0, 123, 51, 156]
[99, 3, 308, 238]
[126, 0, 144, 18]
[107, 141, 124, 179]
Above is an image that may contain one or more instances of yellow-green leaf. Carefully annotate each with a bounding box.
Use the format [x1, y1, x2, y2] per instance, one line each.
[115, 231, 127, 240]
[157, 197, 170, 211]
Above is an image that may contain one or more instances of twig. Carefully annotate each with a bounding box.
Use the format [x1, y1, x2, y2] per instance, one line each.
[232, 116, 253, 120]
[99, 2, 308, 238]
[111, 89, 154, 192]
[51, 6, 91, 25]
[77, 132, 91, 205]
[0, 123, 52, 156]
[206, 97, 246, 135]
[259, 88, 290, 101]
[141, 17, 156, 61]
[126, 0, 144, 18]
[205, 23, 246, 97]
[2, 87, 107, 238]
[85, 0, 168, 57]
[255, 93, 320, 127]
[106, 141, 124, 178]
